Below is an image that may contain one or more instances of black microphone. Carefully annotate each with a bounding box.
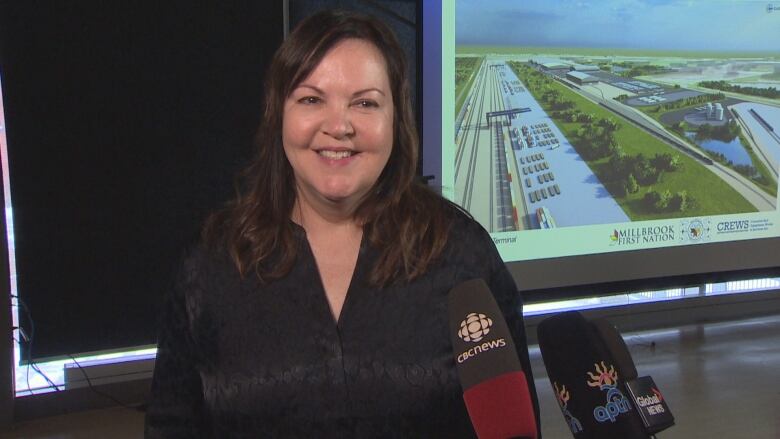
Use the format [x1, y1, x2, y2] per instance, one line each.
[590, 318, 637, 380]
[448, 278, 538, 439]
[537, 311, 649, 439]
[591, 318, 675, 435]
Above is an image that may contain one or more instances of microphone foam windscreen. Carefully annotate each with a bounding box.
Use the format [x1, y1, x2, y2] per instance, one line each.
[463, 372, 536, 439]
[589, 321, 674, 434]
[590, 318, 638, 381]
[537, 311, 648, 439]
[449, 278, 537, 439]
[449, 279, 521, 388]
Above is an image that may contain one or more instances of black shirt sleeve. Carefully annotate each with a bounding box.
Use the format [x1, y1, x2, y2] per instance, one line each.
[145, 249, 208, 438]
[485, 244, 543, 436]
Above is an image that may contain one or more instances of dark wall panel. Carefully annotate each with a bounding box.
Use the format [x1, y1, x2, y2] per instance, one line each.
[1, 2, 284, 359]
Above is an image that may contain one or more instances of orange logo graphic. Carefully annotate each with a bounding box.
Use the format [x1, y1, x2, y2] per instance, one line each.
[587, 361, 619, 388]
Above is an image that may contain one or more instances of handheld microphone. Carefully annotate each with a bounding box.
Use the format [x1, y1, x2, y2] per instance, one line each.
[537, 311, 649, 439]
[590, 318, 637, 380]
[591, 318, 675, 435]
[448, 278, 538, 439]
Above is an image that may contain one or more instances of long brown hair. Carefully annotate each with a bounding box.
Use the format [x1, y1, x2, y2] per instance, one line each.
[205, 9, 453, 286]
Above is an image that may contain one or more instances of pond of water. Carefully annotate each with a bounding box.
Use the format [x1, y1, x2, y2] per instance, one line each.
[685, 132, 753, 167]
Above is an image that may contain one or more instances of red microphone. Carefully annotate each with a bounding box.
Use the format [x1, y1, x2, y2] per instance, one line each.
[448, 279, 538, 439]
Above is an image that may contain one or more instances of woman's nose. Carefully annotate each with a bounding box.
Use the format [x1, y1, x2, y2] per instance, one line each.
[322, 104, 354, 139]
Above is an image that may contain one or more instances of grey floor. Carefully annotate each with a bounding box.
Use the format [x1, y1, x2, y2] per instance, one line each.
[532, 313, 780, 438]
[3, 313, 779, 438]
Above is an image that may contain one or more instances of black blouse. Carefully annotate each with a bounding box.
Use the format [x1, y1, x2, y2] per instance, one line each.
[145, 212, 540, 438]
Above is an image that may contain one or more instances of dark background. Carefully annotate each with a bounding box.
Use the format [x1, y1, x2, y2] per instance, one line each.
[0, 0, 417, 361]
[0, 1, 283, 360]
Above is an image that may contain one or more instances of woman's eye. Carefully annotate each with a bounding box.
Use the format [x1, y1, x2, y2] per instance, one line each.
[298, 96, 321, 104]
[355, 99, 378, 108]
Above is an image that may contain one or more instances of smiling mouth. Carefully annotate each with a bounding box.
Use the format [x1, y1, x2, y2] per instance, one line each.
[317, 150, 356, 160]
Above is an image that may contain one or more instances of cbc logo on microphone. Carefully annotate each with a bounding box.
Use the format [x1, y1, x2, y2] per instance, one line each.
[456, 312, 507, 363]
[458, 312, 493, 342]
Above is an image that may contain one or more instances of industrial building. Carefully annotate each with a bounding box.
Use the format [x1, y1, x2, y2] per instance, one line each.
[565, 70, 599, 85]
[570, 63, 600, 72]
[528, 57, 570, 70]
[705, 102, 724, 121]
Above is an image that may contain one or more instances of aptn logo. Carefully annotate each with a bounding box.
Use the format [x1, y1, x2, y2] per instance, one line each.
[458, 312, 493, 342]
[587, 362, 632, 423]
[554, 382, 583, 434]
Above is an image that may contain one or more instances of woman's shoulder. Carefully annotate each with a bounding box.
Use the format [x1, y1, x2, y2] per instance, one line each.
[407, 184, 492, 243]
[415, 194, 500, 268]
[409, 184, 470, 220]
[433, 198, 490, 242]
[173, 238, 237, 295]
[446, 204, 486, 236]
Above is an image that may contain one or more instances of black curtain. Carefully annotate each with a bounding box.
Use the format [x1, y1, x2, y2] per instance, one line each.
[0, 1, 283, 360]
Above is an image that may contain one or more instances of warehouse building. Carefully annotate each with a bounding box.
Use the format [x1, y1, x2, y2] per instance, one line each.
[566, 70, 600, 85]
[570, 63, 600, 72]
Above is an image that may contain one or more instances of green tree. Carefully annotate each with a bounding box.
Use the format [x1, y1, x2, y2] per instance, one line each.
[605, 139, 623, 158]
[643, 190, 661, 210]
[625, 173, 639, 194]
[613, 180, 627, 197]
[633, 154, 660, 185]
[669, 190, 689, 212]
[596, 118, 619, 134]
[655, 190, 672, 210]
[651, 153, 680, 172]
[576, 125, 594, 141]
[608, 153, 633, 181]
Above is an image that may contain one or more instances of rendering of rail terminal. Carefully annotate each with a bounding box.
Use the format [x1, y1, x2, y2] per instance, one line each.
[453, 3, 780, 233]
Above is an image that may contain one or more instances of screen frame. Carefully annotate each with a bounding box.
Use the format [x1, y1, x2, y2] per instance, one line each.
[420, 0, 780, 301]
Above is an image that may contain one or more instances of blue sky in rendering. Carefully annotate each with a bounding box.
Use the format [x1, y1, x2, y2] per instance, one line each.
[456, 0, 780, 52]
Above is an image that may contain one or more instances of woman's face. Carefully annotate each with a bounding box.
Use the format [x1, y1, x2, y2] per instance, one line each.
[282, 38, 393, 213]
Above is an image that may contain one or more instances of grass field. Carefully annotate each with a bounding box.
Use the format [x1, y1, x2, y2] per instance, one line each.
[510, 64, 757, 220]
[732, 78, 769, 84]
[636, 101, 696, 124]
[733, 73, 780, 83]
[455, 57, 482, 116]
[457, 45, 780, 60]
[741, 135, 779, 196]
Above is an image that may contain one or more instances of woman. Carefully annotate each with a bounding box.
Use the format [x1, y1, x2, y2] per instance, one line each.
[145, 9, 540, 438]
